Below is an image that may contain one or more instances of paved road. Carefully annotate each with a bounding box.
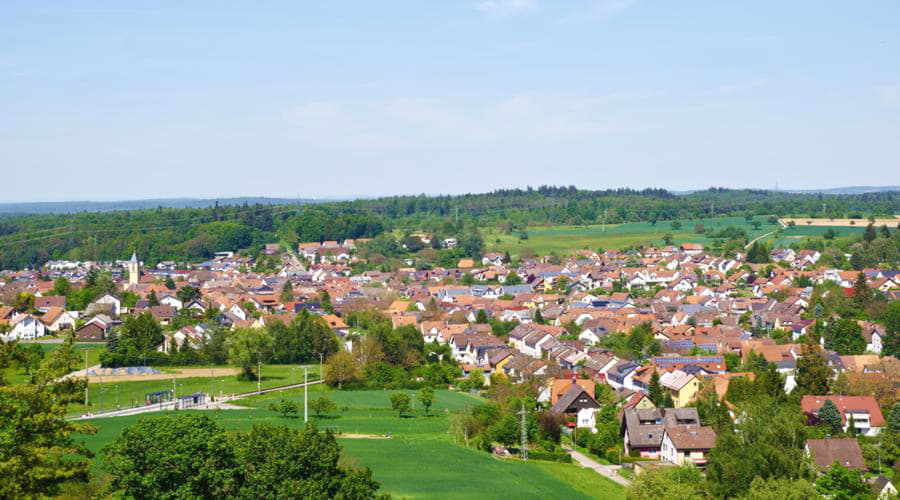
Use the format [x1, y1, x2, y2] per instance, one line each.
[71, 379, 324, 420]
[562, 444, 631, 486]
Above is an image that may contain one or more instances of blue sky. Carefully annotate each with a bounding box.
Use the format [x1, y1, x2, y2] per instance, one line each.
[2, 0, 898, 202]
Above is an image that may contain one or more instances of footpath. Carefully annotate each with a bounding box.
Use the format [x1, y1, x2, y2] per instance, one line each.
[561, 444, 631, 487]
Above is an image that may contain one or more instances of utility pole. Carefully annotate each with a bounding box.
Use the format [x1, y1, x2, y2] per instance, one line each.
[517, 403, 528, 460]
[84, 349, 88, 408]
[173, 376, 176, 408]
[257, 359, 262, 395]
[98, 372, 103, 415]
[319, 353, 323, 380]
[210, 362, 214, 402]
[304, 367, 309, 423]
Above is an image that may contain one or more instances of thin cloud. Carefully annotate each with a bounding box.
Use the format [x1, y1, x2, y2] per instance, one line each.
[476, 0, 538, 16]
[873, 85, 900, 106]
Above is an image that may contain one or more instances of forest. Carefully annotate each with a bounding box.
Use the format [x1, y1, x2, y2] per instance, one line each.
[0, 187, 897, 270]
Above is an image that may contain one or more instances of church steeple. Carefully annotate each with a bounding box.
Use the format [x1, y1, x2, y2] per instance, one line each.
[128, 251, 140, 286]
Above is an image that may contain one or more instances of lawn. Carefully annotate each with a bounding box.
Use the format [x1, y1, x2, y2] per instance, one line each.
[485, 216, 777, 257]
[76, 389, 625, 499]
[3, 342, 105, 385]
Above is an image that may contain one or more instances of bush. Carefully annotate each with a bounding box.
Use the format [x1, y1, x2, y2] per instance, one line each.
[528, 450, 572, 463]
[574, 429, 591, 448]
[605, 447, 622, 464]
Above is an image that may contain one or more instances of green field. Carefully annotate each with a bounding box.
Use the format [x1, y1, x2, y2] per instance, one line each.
[485, 216, 866, 256]
[70, 364, 320, 417]
[2, 342, 105, 385]
[767, 224, 866, 247]
[486, 216, 777, 256]
[77, 388, 625, 499]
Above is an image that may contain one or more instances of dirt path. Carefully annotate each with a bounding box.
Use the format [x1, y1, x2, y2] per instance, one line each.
[337, 433, 391, 439]
[67, 366, 241, 383]
[745, 229, 778, 250]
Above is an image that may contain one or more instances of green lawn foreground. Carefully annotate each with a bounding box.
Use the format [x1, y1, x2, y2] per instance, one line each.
[76, 388, 625, 499]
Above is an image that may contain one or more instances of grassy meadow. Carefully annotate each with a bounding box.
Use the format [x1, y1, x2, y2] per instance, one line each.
[485, 216, 778, 257]
[2, 342, 105, 385]
[767, 224, 866, 247]
[76, 388, 625, 499]
[484, 215, 864, 257]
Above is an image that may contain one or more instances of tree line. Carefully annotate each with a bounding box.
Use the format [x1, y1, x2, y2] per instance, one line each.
[1, 187, 897, 269]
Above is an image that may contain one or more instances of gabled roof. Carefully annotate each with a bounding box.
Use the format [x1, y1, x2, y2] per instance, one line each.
[806, 438, 867, 471]
[664, 425, 716, 450]
[549, 384, 599, 414]
[801, 395, 885, 427]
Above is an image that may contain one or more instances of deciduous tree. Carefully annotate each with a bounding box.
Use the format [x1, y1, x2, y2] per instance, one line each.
[419, 386, 435, 415]
[390, 392, 411, 418]
[324, 350, 361, 389]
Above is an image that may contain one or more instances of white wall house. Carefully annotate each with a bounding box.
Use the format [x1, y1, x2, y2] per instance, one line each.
[5, 315, 47, 341]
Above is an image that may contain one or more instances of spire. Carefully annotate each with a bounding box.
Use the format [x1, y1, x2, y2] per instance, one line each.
[130, 251, 138, 263]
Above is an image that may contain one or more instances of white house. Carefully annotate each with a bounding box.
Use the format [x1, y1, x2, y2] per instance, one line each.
[159, 294, 184, 310]
[92, 293, 122, 316]
[660, 426, 717, 467]
[6, 314, 47, 341]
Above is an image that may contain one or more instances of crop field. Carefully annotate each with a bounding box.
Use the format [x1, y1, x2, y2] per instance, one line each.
[485, 216, 778, 256]
[77, 388, 625, 499]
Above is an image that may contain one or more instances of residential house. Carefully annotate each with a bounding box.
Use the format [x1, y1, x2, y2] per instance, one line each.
[5, 314, 47, 341]
[549, 381, 600, 432]
[622, 407, 701, 458]
[660, 426, 717, 467]
[805, 438, 867, 472]
[39, 307, 76, 332]
[801, 395, 885, 436]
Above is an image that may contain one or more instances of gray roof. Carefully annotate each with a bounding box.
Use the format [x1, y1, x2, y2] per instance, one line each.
[623, 408, 700, 448]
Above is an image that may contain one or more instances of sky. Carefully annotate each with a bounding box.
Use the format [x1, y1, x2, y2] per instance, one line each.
[2, 0, 899, 202]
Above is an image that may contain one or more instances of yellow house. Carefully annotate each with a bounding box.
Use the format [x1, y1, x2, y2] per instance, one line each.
[490, 351, 515, 377]
[660, 370, 701, 407]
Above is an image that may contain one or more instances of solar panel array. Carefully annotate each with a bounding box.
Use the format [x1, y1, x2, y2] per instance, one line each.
[653, 356, 723, 367]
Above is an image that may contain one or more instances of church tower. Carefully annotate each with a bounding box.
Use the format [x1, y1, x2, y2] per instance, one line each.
[128, 251, 140, 286]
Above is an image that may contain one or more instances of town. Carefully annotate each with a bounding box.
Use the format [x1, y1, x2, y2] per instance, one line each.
[2, 213, 898, 499]
[4, 1, 900, 498]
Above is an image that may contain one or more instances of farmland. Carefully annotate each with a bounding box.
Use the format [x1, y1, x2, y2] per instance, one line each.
[778, 216, 899, 227]
[485, 216, 777, 257]
[76, 388, 625, 499]
[767, 224, 867, 247]
[483, 214, 880, 257]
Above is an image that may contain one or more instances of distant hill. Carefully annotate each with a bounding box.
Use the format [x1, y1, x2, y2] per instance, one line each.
[784, 186, 900, 195]
[674, 186, 900, 196]
[0, 197, 325, 215]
